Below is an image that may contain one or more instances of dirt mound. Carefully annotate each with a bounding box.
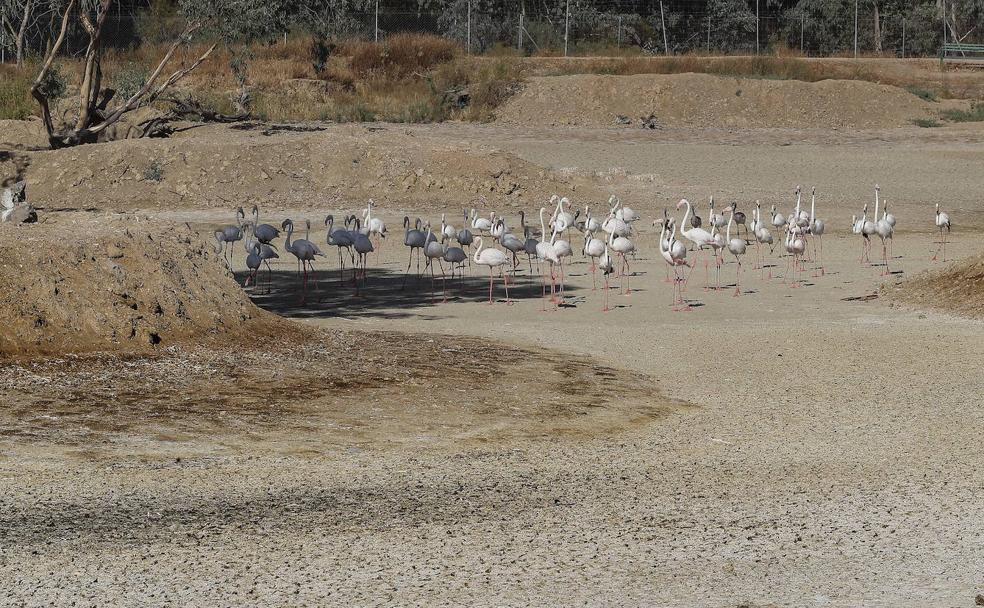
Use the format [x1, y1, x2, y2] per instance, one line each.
[883, 254, 984, 319]
[0, 215, 279, 359]
[0, 122, 601, 213]
[495, 73, 934, 129]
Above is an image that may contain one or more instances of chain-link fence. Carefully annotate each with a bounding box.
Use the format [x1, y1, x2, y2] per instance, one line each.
[1, 1, 980, 63]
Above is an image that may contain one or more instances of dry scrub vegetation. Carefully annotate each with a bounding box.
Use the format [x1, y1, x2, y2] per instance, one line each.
[4, 33, 981, 126]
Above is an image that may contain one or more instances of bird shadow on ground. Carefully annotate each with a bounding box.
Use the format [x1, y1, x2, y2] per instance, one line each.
[238, 267, 584, 319]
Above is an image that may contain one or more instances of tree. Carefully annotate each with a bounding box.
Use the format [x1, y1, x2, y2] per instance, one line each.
[30, 0, 215, 148]
[1, 0, 56, 66]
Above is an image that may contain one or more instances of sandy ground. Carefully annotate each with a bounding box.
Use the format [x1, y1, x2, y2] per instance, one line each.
[3, 114, 984, 604]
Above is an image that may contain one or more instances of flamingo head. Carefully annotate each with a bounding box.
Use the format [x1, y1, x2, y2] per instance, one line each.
[324, 214, 333, 227]
[676, 199, 689, 210]
[811, 186, 816, 195]
[281, 218, 292, 230]
[550, 194, 559, 205]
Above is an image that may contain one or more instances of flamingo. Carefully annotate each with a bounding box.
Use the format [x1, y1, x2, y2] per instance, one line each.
[753, 205, 775, 278]
[598, 232, 615, 312]
[250, 205, 280, 245]
[214, 207, 245, 267]
[422, 222, 448, 301]
[725, 204, 747, 296]
[473, 236, 511, 304]
[500, 223, 526, 273]
[708, 223, 726, 290]
[522, 225, 539, 277]
[732, 203, 748, 241]
[536, 207, 561, 310]
[401, 216, 428, 289]
[660, 218, 690, 310]
[325, 214, 354, 285]
[281, 219, 324, 303]
[441, 213, 456, 242]
[708, 196, 726, 231]
[443, 244, 468, 282]
[784, 224, 807, 287]
[552, 227, 574, 299]
[583, 229, 606, 290]
[861, 201, 877, 265]
[677, 199, 717, 289]
[471, 208, 493, 234]
[771, 203, 787, 235]
[351, 218, 374, 289]
[875, 203, 894, 276]
[610, 227, 635, 295]
[808, 188, 826, 276]
[457, 209, 475, 253]
[932, 203, 951, 262]
[363, 199, 386, 250]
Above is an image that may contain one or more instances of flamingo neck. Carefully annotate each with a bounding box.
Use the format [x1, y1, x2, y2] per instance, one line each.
[473, 237, 484, 263]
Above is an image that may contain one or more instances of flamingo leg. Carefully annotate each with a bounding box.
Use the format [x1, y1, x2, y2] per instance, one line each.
[603, 272, 610, 312]
[733, 256, 742, 297]
[440, 259, 448, 303]
[488, 268, 495, 305]
[504, 268, 512, 304]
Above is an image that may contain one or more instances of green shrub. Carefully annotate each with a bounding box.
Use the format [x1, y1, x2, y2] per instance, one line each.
[941, 102, 984, 123]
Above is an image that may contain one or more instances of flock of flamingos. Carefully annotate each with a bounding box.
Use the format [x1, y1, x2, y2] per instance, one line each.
[213, 186, 954, 311]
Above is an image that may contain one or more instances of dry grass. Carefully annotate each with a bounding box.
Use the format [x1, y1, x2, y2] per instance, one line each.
[346, 33, 459, 78]
[0, 65, 37, 120]
[2, 42, 973, 127]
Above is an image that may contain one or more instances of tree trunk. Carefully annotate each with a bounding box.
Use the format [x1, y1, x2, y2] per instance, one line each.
[15, 0, 34, 68]
[873, 1, 882, 54]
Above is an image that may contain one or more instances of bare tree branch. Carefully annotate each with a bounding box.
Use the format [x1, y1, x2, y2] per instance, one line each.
[29, 0, 75, 140]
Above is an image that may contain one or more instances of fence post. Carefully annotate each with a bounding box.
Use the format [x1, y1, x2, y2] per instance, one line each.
[706, 15, 710, 53]
[617, 15, 622, 49]
[564, 0, 570, 57]
[660, 0, 668, 55]
[467, 0, 471, 55]
[756, 0, 760, 54]
[518, 11, 523, 52]
[800, 13, 804, 52]
[374, 0, 379, 43]
[901, 16, 905, 58]
[853, 0, 859, 58]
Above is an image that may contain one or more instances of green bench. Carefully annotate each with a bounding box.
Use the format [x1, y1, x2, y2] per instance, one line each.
[941, 42, 984, 65]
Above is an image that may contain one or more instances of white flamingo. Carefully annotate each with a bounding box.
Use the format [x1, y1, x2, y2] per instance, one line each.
[660, 218, 690, 311]
[583, 229, 606, 290]
[808, 188, 826, 276]
[932, 203, 951, 262]
[473, 236, 511, 305]
[725, 204, 747, 297]
[677, 198, 717, 290]
[536, 207, 561, 310]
